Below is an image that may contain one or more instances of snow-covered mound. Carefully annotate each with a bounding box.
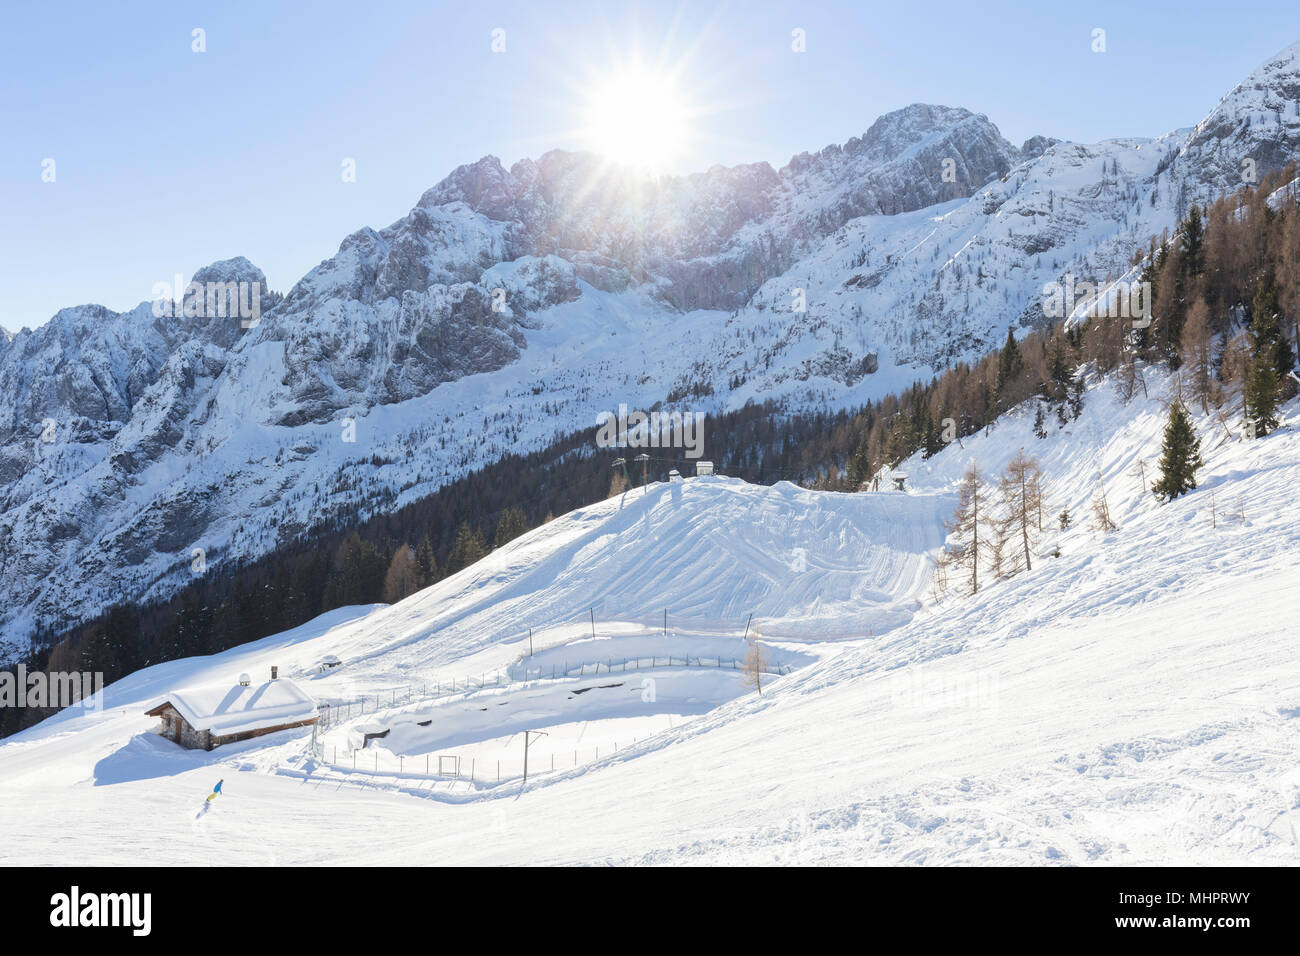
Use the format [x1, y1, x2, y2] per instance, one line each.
[1, 373, 1296, 864]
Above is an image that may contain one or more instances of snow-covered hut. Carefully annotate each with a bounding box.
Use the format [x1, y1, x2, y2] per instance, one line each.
[146, 668, 318, 750]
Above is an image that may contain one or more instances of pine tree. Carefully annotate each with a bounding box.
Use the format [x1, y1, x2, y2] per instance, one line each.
[444, 523, 488, 575]
[921, 406, 943, 458]
[1152, 402, 1203, 501]
[1251, 274, 1295, 377]
[1181, 205, 1205, 278]
[1047, 336, 1072, 401]
[1244, 358, 1280, 437]
[493, 507, 528, 549]
[1068, 372, 1085, 420]
[995, 327, 1022, 400]
[1033, 403, 1047, 439]
[1245, 275, 1288, 436]
[415, 535, 438, 586]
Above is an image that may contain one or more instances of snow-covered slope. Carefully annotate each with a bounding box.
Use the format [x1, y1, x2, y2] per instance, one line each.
[1, 372, 1296, 865]
[4, 42, 1300, 657]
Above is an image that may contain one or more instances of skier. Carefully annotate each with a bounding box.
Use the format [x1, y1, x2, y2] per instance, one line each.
[206, 779, 224, 802]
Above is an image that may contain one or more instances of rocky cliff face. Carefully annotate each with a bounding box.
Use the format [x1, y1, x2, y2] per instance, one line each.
[3, 42, 1300, 658]
[1175, 41, 1300, 196]
[408, 104, 1022, 314]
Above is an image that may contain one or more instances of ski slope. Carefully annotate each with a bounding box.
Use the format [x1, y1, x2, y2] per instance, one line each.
[1, 371, 1297, 865]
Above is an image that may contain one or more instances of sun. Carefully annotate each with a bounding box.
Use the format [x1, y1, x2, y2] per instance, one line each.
[583, 65, 691, 172]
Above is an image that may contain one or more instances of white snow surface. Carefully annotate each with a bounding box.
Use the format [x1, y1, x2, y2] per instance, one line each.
[1, 370, 1297, 865]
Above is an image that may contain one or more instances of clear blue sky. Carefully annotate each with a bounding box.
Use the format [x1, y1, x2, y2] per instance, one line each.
[3, 0, 1299, 331]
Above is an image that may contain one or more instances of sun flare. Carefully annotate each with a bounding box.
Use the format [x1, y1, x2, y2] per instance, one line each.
[584, 66, 691, 172]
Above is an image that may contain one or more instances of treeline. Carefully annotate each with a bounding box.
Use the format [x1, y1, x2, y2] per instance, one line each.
[1134, 166, 1300, 430]
[843, 323, 1087, 489]
[841, 164, 1300, 487]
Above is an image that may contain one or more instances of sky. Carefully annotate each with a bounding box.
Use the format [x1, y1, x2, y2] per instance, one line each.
[3, 0, 1300, 332]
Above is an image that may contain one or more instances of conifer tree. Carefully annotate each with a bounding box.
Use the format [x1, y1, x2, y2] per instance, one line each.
[1244, 358, 1279, 437]
[1181, 205, 1205, 278]
[1251, 274, 1294, 377]
[995, 327, 1022, 400]
[415, 535, 438, 586]
[1048, 336, 1073, 401]
[1068, 372, 1085, 420]
[1245, 275, 1289, 436]
[444, 523, 488, 575]
[493, 507, 528, 548]
[1152, 402, 1203, 501]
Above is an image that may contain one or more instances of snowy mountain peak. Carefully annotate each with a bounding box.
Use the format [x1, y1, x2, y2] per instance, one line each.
[1020, 135, 1060, 160]
[418, 154, 518, 221]
[1176, 41, 1300, 198]
[191, 255, 267, 289]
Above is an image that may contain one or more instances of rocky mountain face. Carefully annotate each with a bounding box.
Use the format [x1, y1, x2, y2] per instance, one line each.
[1178, 41, 1300, 193]
[412, 103, 1023, 315]
[3, 41, 1300, 659]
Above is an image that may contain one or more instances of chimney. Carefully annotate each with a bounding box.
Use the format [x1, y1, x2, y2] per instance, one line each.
[270, 666, 278, 681]
[238, 673, 251, 687]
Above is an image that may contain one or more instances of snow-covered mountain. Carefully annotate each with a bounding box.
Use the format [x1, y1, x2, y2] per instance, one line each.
[3, 41, 1300, 658]
[2, 366, 1296, 864]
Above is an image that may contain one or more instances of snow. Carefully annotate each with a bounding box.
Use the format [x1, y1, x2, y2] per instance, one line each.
[149, 677, 318, 738]
[1, 367, 1297, 864]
